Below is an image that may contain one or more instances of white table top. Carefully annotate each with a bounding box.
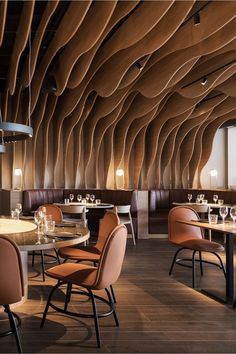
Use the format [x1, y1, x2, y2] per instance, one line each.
[56, 202, 114, 209]
[0, 218, 37, 234]
[173, 202, 232, 209]
[177, 218, 236, 234]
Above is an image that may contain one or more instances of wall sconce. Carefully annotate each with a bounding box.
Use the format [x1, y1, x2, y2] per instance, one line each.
[116, 169, 124, 177]
[14, 168, 22, 190]
[116, 169, 124, 189]
[210, 169, 218, 189]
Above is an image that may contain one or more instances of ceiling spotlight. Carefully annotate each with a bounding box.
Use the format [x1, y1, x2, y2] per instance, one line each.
[194, 13, 200, 25]
[201, 77, 208, 86]
[135, 62, 143, 71]
[42, 74, 57, 93]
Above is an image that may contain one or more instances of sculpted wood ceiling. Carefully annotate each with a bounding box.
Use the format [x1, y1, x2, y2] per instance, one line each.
[0, 0, 236, 190]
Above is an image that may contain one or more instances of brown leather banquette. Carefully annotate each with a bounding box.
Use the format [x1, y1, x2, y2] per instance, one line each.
[23, 189, 138, 234]
[149, 189, 236, 234]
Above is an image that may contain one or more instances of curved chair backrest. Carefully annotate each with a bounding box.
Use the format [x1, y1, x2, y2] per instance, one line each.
[38, 204, 63, 222]
[190, 204, 210, 213]
[94, 224, 127, 290]
[116, 205, 131, 214]
[168, 206, 204, 244]
[96, 209, 120, 252]
[0, 236, 24, 305]
[58, 205, 86, 219]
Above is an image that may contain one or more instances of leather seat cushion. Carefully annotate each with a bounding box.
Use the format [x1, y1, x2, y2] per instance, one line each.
[178, 238, 224, 252]
[46, 262, 97, 288]
[58, 245, 100, 261]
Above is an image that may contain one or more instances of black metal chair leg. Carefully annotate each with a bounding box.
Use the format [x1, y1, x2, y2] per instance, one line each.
[88, 289, 101, 348]
[192, 250, 197, 288]
[110, 285, 116, 304]
[199, 251, 203, 276]
[40, 281, 61, 328]
[40, 250, 45, 282]
[32, 251, 35, 267]
[54, 249, 60, 264]
[5, 305, 23, 354]
[169, 247, 185, 275]
[105, 288, 119, 326]
[212, 252, 226, 278]
[64, 283, 72, 311]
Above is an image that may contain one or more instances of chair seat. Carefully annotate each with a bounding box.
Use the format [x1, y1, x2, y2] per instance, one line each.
[178, 238, 224, 252]
[58, 245, 100, 261]
[46, 261, 97, 288]
[119, 217, 130, 224]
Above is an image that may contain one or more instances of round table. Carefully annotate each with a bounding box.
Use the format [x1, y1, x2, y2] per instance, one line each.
[0, 218, 90, 302]
[55, 202, 114, 210]
[55, 202, 114, 233]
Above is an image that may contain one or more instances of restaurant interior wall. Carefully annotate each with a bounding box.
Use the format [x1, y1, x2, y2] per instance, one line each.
[227, 126, 236, 189]
[200, 129, 226, 189]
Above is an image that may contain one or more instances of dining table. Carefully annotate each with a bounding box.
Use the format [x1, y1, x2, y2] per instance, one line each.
[0, 218, 90, 302]
[172, 201, 232, 209]
[55, 201, 114, 210]
[177, 218, 236, 305]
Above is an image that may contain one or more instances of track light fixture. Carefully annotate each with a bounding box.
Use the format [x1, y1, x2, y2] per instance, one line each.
[201, 76, 208, 86]
[182, 60, 236, 89]
[42, 74, 57, 93]
[194, 13, 200, 25]
[135, 62, 143, 71]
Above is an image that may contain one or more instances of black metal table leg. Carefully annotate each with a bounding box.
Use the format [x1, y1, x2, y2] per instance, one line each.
[225, 233, 234, 304]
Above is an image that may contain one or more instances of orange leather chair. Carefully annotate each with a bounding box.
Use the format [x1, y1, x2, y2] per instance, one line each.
[40, 224, 127, 348]
[0, 236, 24, 353]
[38, 204, 63, 222]
[32, 204, 62, 281]
[58, 208, 120, 262]
[58, 208, 120, 302]
[168, 206, 226, 288]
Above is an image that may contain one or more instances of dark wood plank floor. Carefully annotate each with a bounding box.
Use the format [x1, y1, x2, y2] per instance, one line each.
[2, 237, 236, 353]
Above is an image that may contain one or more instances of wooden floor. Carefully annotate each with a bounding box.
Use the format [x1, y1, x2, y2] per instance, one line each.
[2, 237, 236, 353]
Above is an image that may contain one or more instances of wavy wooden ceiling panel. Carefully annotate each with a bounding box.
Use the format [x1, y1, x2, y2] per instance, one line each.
[0, 0, 236, 190]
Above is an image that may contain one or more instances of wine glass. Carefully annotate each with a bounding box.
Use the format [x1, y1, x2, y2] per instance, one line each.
[219, 206, 228, 224]
[16, 203, 22, 213]
[187, 194, 192, 203]
[69, 193, 74, 203]
[230, 206, 236, 227]
[90, 194, 95, 203]
[34, 210, 44, 235]
[15, 203, 22, 219]
[199, 194, 205, 203]
[85, 194, 90, 203]
[77, 194, 82, 203]
[213, 194, 218, 204]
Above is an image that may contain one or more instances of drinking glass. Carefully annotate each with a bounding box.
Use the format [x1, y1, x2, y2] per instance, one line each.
[69, 193, 74, 202]
[213, 194, 218, 204]
[34, 210, 44, 234]
[85, 194, 90, 203]
[230, 206, 236, 227]
[187, 194, 192, 203]
[90, 194, 95, 203]
[200, 194, 205, 203]
[15, 203, 22, 214]
[77, 194, 82, 202]
[219, 206, 228, 224]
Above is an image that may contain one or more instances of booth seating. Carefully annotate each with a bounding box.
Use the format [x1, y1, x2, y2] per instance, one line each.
[22, 188, 236, 238]
[148, 189, 236, 234]
[22, 189, 138, 235]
